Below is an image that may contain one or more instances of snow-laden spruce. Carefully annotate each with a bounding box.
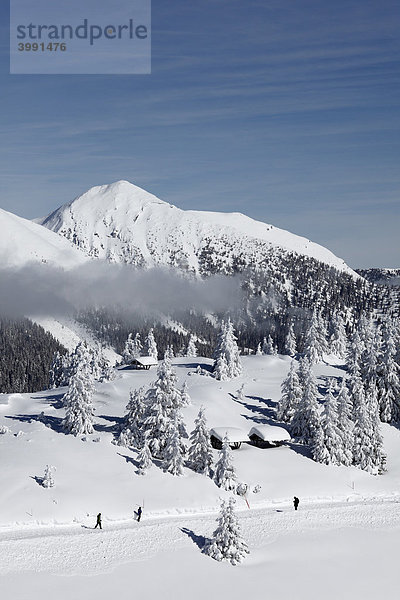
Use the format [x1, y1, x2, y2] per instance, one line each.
[203, 497, 249, 565]
[123, 333, 142, 364]
[304, 311, 327, 364]
[329, 313, 348, 358]
[180, 380, 191, 407]
[49, 351, 66, 389]
[41, 465, 56, 488]
[187, 406, 213, 475]
[89, 344, 115, 383]
[213, 435, 237, 490]
[351, 369, 385, 474]
[163, 410, 185, 476]
[213, 319, 242, 381]
[62, 362, 96, 436]
[285, 322, 297, 356]
[144, 329, 158, 360]
[263, 335, 277, 355]
[336, 379, 354, 467]
[186, 334, 198, 357]
[276, 360, 302, 423]
[143, 352, 185, 459]
[117, 387, 146, 449]
[51, 341, 114, 388]
[378, 319, 400, 424]
[312, 381, 343, 465]
[136, 434, 153, 475]
[290, 359, 321, 445]
[347, 329, 364, 377]
[361, 321, 381, 391]
[236, 383, 245, 402]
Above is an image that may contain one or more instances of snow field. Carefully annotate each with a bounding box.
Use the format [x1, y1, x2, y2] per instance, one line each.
[0, 499, 399, 600]
[2, 354, 400, 598]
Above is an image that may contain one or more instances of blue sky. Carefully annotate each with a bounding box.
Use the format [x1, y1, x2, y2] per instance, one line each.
[0, 0, 399, 268]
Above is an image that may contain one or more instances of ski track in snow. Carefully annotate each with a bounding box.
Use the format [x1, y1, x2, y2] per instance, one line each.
[1, 496, 399, 577]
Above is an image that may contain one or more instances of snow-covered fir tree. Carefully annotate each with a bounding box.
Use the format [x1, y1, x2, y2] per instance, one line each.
[304, 311, 327, 364]
[366, 383, 386, 473]
[352, 373, 385, 474]
[123, 333, 135, 364]
[42, 465, 55, 488]
[62, 362, 96, 436]
[180, 380, 191, 407]
[290, 361, 321, 445]
[297, 355, 310, 390]
[136, 434, 153, 475]
[285, 322, 297, 356]
[263, 334, 276, 355]
[203, 497, 249, 566]
[261, 337, 268, 355]
[361, 322, 381, 391]
[212, 319, 242, 381]
[276, 360, 302, 423]
[163, 410, 185, 476]
[377, 319, 400, 423]
[143, 353, 184, 458]
[346, 329, 364, 377]
[67, 341, 93, 380]
[186, 334, 198, 357]
[311, 426, 329, 465]
[213, 435, 237, 491]
[144, 329, 158, 360]
[236, 383, 245, 402]
[89, 344, 115, 383]
[312, 382, 342, 465]
[329, 313, 348, 358]
[255, 343, 262, 356]
[122, 333, 142, 364]
[49, 351, 66, 389]
[187, 406, 213, 475]
[117, 387, 146, 448]
[132, 333, 142, 359]
[336, 379, 354, 467]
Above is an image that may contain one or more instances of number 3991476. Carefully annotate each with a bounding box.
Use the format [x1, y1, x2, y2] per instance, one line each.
[18, 42, 67, 51]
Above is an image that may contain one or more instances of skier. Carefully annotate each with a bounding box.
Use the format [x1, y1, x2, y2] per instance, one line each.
[137, 506, 142, 522]
[95, 512, 102, 529]
[293, 497, 299, 511]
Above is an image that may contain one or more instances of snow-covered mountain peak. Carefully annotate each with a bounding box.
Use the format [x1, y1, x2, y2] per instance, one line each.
[40, 180, 356, 276]
[43, 180, 169, 226]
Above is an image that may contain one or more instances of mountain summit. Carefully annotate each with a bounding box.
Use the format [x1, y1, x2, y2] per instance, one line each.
[40, 180, 355, 275]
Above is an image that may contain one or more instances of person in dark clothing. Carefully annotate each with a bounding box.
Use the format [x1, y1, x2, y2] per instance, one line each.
[95, 512, 102, 529]
[137, 506, 142, 522]
[293, 497, 299, 511]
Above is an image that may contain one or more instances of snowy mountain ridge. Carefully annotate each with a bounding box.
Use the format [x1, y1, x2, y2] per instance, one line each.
[40, 180, 356, 276]
[0, 207, 87, 269]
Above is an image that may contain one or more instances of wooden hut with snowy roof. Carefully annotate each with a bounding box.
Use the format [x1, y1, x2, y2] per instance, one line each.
[130, 356, 158, 370]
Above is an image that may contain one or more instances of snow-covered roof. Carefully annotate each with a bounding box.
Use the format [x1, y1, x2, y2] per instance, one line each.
[132, 356, 158, 366]
[210, 427, 249, 443]
[249, 425, 291, 442]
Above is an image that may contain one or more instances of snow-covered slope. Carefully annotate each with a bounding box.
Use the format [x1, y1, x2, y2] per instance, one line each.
[0, 208, 87, 269]
[2, 354, 400, 599]
[40, 181, 355, 275]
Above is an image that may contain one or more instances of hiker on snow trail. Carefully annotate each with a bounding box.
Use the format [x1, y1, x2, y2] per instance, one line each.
[137, 506, 142, 522]
[95, 513, 102, 529]
[293, 497, 299, 511]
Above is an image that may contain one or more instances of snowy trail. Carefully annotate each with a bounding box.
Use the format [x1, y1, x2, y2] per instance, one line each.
[1, 496, 400, 577]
